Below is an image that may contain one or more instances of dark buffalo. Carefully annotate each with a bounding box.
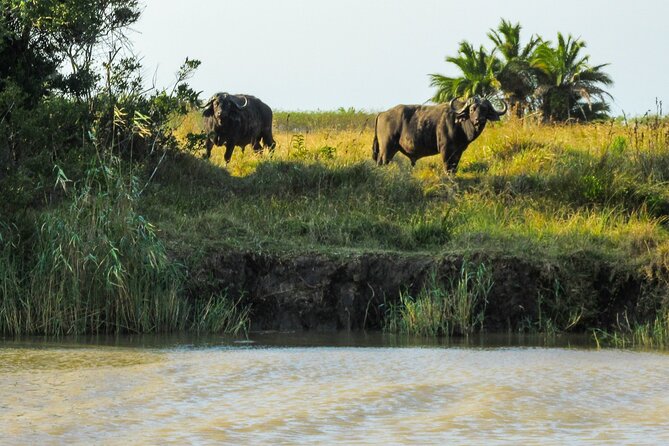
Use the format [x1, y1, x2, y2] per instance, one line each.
[372, 96, 507, 172]
[201, 92, 276, 162]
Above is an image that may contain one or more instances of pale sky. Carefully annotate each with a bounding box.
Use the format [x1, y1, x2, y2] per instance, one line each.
[132, 0, 667, 116]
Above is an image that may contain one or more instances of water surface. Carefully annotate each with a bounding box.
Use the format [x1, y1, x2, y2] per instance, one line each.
[1, 333, 668, 445]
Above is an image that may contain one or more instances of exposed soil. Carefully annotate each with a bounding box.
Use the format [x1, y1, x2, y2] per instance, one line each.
[186, 250, 659, 332]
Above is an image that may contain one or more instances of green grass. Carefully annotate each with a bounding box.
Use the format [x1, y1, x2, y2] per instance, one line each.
[0, 158, 251, 336]
[593, 311, 669, 349]
[5, 109, 669, 338]
[191, 291, 251, 336]
[273, 108, 376, 133]
[27, 160, 184, 334]
[383, 262, 493, 336]
[142, 111, 669, 339]
[163, 110, 669, 260]
[0, 223, 23, 332]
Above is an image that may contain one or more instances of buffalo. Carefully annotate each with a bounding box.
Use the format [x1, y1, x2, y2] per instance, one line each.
[201, 92, 276, 162]
[372, 96, 507, 172]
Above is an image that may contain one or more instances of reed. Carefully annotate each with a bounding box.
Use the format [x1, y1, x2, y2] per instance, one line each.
[0, 223, 23, 332]
[14, 159, 183, 335]
[191, 291, 250, 336]
[593, 310, 669, 349]
[0, 159, 255, 336]
[384, 262, 493, 337]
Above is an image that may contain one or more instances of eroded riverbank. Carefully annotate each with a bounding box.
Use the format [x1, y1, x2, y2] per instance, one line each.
[188, 250, 653, 333]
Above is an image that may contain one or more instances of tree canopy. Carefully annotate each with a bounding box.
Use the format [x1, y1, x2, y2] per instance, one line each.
[0, 0, 141, 101]
[0, 0, 199, 192]
[430, 19, 613, 122]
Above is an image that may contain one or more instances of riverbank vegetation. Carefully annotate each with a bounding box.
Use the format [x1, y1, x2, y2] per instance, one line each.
[2, 2, 669, 346]
[0, 0, 250, 335]
[383, 263, 493, 337]
[163, 108, 669, 344]
[4, 99, 669, 339]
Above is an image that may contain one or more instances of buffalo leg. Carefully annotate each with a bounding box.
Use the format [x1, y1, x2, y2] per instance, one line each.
[224, 144, 235, 164]
[262, 130, 276, 152]
[205, 139, 214, 159]
[379, 142, 399, 165]
[441, 144, 462, 173]
[252, 139, 263, 153]
[447, 151, 464, 172]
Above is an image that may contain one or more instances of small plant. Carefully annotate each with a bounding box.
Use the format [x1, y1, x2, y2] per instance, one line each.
[410, 209, 457, 246]
[289, 134, 307, 159]
[592, 310, 669, 349]
[384, 261, 493, 337]
[317, 145, 337, 160]
[191, 291, 251, 336]
[521, 280, 583, 336]
[580, 174, 605, 201]
[609, 135, 627, 156]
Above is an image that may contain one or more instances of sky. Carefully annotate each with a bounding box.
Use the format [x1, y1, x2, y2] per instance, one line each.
[132, 0, 668, 116]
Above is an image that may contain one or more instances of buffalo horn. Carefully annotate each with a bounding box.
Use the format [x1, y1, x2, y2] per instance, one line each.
[495, 100, 508, 116]
[201, 94, 217, 109]
[449, 97, 469, 115]
[230, 95, 248, 109]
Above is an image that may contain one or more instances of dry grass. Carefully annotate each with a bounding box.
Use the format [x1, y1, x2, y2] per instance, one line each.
[165, 110, 669, 268]
[135, 109, 669, 340]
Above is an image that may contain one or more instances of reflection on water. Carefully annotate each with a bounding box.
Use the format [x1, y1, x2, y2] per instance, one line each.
[1, 333, 668, 444]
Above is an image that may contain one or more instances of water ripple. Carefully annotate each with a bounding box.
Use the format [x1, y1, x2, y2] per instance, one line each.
[0, 346, 668, 444]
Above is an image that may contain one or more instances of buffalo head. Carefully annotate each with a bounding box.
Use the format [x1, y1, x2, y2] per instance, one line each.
[450, 96, 507, 131]
[202, 92, 248, 123]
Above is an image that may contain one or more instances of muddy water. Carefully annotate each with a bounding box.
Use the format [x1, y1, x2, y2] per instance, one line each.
[1, 334, 669, 445]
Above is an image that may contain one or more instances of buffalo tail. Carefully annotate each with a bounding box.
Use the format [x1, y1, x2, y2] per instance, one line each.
[371, 115, 379, 162]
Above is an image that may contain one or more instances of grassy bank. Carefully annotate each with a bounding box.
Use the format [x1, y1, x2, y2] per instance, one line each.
[4, 109, 669, 342]
[151, 110, 669, 342]
[167, 110, 669, 262]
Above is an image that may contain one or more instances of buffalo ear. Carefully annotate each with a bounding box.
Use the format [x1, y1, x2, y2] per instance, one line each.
[487, 109, 501, 121]
[202, 104, 214, 117]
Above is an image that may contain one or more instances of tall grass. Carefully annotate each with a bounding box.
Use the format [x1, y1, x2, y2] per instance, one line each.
[0, 223, 23, 331]
[0, 158, 251, 335]
[384, 262, 494, 337]
[159, 109, 669, 268]
[191, 291, 250, 336]
[593, 310, 669, 349]
[15, 160, 185, 334]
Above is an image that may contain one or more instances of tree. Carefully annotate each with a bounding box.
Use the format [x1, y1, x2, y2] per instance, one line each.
[0, 0, 141, 101]
[531, 33, 613, 122]
[487, 19, 541, 117]
[1, 2, 60, 102]
[429, 20, 613, 122]
[429, 41, 501, 103]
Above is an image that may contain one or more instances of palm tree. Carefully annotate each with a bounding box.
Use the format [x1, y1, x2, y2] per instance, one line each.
[429, 41, 501, 103]
[531, 33, 613, 122]
[487, 19, 542, 117]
